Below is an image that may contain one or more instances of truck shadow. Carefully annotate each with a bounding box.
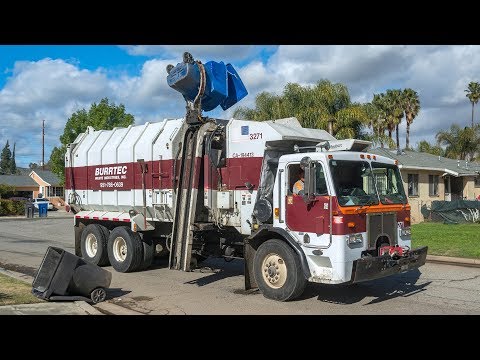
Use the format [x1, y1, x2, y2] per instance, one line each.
[300, 269, 431, 305]
[183, 258, 244, 287]
[105, 288, 131, 300]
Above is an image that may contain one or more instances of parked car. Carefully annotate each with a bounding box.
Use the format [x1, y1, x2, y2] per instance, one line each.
[32, 198, 54, 210]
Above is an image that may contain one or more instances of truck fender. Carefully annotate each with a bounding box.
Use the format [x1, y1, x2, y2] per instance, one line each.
[245, 225, 311, 290]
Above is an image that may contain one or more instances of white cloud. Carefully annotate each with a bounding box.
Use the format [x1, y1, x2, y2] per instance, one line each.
[2, 45, 480, 167]
[0, 58, 187, 166]
[120, 45, 269, 62]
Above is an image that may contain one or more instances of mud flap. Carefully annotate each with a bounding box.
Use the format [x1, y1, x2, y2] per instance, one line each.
[244, 240, 258, 290]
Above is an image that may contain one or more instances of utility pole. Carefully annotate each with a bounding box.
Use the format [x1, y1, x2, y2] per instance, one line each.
[42, 119, 45, 171]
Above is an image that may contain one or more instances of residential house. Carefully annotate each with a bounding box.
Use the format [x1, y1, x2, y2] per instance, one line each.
[0, 174, 38, 198]
[0, 169, 65, 208]
[371, 148, 480, 223]
[29, 170, 65, 207]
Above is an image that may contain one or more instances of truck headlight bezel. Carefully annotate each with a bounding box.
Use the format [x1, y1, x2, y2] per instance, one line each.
[346, 233, 363, 245]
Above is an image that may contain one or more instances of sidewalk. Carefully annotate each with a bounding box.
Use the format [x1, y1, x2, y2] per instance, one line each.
[0, 267, 141, 315]
[0, 209, 73, 221]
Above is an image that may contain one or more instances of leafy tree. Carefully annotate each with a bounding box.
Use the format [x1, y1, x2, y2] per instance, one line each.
[416, 140, 444, 156]
[436, 124, 480, 160]
[0, 184, 15, 199]
[403, 89, 421, 149]
[10, 142, 16, 174]
[233, 80, 370, 139]
[49, 98, 135, 184]
[0, 141, 12, 174]
[29, 162, 39, 169]
[465, 81, 480, 128]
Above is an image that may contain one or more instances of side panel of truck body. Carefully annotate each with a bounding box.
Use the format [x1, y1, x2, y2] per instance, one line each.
[66, 117, 336, 234]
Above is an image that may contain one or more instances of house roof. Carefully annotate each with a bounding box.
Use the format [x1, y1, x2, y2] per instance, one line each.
[30, 170, 61, 186]
[370, 148, 480, 177]
[0, 175, 37, 187]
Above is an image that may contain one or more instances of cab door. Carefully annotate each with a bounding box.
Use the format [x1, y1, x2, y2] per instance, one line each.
[285, 162, 331, 247]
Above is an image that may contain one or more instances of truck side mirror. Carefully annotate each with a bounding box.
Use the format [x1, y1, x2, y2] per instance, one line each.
[302, 157, 317, 204]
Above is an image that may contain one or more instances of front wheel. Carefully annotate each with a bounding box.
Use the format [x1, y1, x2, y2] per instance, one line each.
[253, 239, 307, 301]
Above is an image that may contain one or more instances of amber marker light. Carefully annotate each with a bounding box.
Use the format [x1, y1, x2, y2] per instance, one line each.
[347, 222, 355, 228]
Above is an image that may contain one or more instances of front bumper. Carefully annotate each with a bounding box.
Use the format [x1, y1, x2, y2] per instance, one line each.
[351, 246, 428, 283]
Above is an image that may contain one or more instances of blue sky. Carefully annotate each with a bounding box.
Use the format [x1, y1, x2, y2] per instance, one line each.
[0, 45, 477, 167]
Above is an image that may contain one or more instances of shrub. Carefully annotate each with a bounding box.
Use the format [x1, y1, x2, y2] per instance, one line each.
[0, 199, 26, 216]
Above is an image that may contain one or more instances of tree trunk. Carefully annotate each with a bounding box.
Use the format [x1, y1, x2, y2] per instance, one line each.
[396, 124, 400, 150]
[327, 119, 334, 135]
[406, 121, 410, 149]
[472, 103, 475, 129]
[388, 129, 392, 139]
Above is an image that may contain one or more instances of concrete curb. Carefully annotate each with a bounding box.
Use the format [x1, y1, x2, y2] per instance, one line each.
[0, 267, 144, 315]
[426, 255, 480, 268]
[74, 301, 104, 315]
[0, 267, 103, 315]
[0, 216, 73, 221]
[0, 267, 34, 283]
[93, 301, 145, 315]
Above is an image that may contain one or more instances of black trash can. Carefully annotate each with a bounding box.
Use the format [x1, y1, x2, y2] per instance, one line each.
[32, 246, 112, 304]
[24, 202, 35, 218]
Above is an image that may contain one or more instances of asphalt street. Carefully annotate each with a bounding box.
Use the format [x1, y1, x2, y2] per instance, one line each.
[0, 216, 479, 314]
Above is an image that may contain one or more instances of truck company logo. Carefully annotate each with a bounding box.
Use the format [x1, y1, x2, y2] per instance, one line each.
[94, 166, 128, 181]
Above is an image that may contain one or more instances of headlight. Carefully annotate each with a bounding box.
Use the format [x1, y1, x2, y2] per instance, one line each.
[400, 227, 411, 236]
[346, 233, 363, 245]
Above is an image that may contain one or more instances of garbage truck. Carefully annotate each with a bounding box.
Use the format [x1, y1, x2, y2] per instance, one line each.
[65, 53, 427, 301]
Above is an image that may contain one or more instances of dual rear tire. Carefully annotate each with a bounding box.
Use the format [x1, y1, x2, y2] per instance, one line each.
[81, 225, 154, 273]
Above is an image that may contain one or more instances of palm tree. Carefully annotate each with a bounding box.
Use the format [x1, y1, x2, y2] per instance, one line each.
[416, 140, 444, 156]
[403, 89, 421, 149]
[367, 94, 389, 148]
[384, 89, 404, 149]
[465, 81, 480, 128]
[436, 124, 480, 160]
[234, 80, 370, 139]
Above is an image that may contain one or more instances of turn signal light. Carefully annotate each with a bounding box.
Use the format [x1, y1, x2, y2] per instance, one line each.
[347, 222, 355, 228]
[274, 208, 279, 219]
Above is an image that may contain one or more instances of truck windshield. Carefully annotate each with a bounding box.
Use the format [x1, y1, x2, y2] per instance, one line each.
[371, 162, 407, 205]
[329, 159, 379, 206]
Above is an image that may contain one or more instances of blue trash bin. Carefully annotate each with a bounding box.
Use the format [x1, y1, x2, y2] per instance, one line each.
[38, 203, 48, 218]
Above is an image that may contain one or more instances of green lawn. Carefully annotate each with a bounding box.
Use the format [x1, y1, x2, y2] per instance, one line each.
[412, 222, 480, 259]
[0, 273, 43, 306]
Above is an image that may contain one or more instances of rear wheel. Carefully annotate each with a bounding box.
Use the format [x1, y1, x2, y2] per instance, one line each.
[81, 224, 110, 266]
[253, 239, 307, 301]
[107, 226, 144, 273]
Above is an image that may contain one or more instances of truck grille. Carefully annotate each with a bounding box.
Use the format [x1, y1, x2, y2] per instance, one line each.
[367, 213, 397, 249]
